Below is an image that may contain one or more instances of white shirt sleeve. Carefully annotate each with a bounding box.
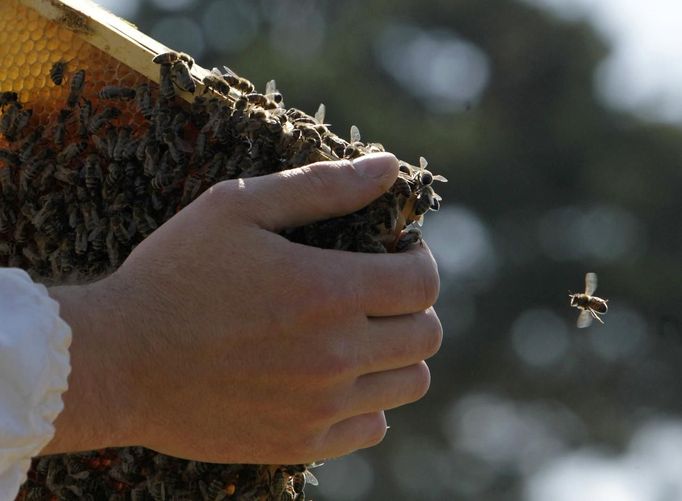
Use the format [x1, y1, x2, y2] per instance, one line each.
[0, 268, 71, 500]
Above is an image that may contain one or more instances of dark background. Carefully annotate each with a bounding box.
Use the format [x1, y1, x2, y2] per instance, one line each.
[108, 0, 682, 499]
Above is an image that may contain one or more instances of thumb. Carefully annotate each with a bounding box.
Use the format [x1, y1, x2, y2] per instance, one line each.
[235, 152, 399, 232]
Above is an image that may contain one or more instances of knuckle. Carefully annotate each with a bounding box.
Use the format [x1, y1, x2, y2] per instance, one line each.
[200, 179, 241, 212]
[304, 346, 354, 383]
[308, 398, 344, 425]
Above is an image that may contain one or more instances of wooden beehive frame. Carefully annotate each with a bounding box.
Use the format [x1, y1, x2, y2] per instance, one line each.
[18, 0, 210, 102]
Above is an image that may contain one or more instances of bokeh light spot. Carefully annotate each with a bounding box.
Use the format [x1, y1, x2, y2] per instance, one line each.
[511, 309, 570, 367]
[375, 23, 490, 112]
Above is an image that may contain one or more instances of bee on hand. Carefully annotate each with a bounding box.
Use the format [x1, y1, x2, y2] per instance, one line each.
[569, 272, 609, 328]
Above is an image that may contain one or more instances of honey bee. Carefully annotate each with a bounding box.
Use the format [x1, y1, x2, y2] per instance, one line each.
[132, 206, 157, 238]
[159, 63, 176, 100]
[67, 69, 86, 108]
[202, 72, 231, 96]
[245, 92, 278, 109]
[54, 108, 72, 148]
[88, 106, 121, 134]
[569, 272, 609, 328]
[0, 91, 18, 108]
[98, 85, 136, 100]
[222, 65, 255, 94]
[152, 50, 194, 68]
[84, 154, 102, 191]
[56, 140, 87, 165]
[135, 84, 154, 120]
[416, 156, 447, 186]
[395, 227, 423, 252]
[391, 176, 412, 198]
[113, 127, 136, 161]
[49, 60, 68, 86]
[171, 60, 196, 93]
[2, 107, 32, 142]
[18, 155, 44, 193]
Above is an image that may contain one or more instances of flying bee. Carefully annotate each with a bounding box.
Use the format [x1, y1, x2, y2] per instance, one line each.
[67, 69, 86, 108]
[569, 272, 609, 328]
[98, 85, 136, 100]
[49, 60, 68, 85]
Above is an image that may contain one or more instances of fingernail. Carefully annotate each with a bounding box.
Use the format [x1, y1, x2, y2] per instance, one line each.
[352, 153, 398, 179]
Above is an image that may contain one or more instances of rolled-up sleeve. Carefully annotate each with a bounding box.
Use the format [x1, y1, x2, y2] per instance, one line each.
[0, 268, 71, 499]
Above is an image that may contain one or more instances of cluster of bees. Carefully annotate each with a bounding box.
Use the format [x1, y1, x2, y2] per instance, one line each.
[2, 50, 445, 500]
[20, 448, 317, 501]
[0, 52, 445, 283]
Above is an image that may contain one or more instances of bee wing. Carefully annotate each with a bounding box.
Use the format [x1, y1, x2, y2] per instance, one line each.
[314, 103, 326, 124]
[419, 156, 428, 171]
[585, 272, 598, 295]
[577, 309, 593, 328]
[265, 79, 277, 95]
[432, 174, 448, 183]
[350, 125, 361, 143]
[222, 65, 238, 77]
[303, 470, 319, 486]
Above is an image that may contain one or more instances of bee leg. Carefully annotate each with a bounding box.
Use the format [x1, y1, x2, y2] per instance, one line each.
[590, 309, 604, 324]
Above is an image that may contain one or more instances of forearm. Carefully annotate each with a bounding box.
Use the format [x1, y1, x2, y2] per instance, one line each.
[42, 279, 138, 455]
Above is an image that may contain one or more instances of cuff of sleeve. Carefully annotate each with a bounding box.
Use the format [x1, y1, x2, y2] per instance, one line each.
[0, 268, 72, 499]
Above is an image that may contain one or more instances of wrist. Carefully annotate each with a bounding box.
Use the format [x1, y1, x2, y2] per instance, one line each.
[42, 277, 143, 454]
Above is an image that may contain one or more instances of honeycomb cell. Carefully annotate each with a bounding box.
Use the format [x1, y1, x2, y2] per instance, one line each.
[0, 0, 154, 131]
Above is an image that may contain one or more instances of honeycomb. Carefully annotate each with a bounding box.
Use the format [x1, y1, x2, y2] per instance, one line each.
[1, 0, 446, 499]
[0, 0, 153, 142]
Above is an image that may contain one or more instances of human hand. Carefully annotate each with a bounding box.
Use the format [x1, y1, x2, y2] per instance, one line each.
[46, 152, 442, 464]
